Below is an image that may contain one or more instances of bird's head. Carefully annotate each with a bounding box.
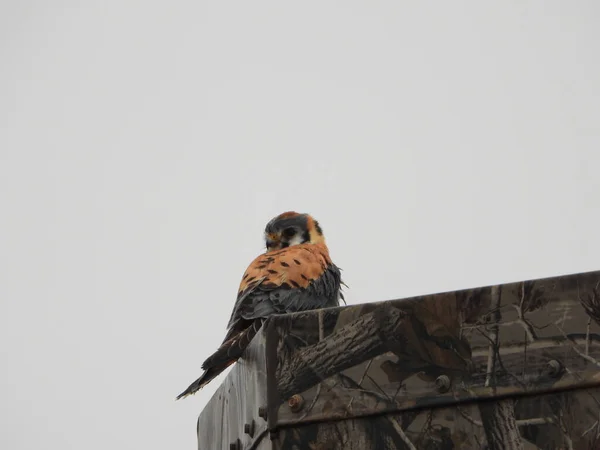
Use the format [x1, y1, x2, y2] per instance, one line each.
[264, 211, 326, 251]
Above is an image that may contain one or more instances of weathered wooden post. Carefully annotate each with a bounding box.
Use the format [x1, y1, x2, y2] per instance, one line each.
[196, 269, 600, 449]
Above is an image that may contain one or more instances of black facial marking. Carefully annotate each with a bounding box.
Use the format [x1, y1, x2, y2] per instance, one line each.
[314, 220, 323, 235]
[289, 280, 301, 288]
[246, 276, 256, 283]
[267, 269, 278, 274]
[282, 227, 296, 238]
[301, 274, 308, 281]
[280, 261, 290, 267]
[293, 259, 301, 265]
[301, 230, 310, 243]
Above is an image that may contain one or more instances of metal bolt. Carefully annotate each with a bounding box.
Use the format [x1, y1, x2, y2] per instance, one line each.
[435, 375, 451, 393]
[288, 394, 305, 413]
[258, 406, 268, 420]
[229, 439, 241, 450]
[244, 420, 255, 438]
[547, 360, 562, 378]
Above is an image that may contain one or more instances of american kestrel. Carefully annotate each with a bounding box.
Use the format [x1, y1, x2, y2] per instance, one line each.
[177, 211, 344, 400]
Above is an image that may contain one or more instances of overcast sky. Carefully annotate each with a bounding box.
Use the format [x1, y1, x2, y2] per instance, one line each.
[1, 2, 599, 449]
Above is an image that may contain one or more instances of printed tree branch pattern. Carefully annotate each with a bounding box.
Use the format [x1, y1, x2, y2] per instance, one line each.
[196, 270, 600, 450]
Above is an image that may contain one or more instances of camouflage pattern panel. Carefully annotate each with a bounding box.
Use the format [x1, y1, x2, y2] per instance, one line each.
[265, 269, 600, 450]
[196, 328, 270, 450]
[273, 386, 600, 449]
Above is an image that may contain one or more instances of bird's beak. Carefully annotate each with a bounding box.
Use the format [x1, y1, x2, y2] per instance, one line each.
[266, 238, 277, 249]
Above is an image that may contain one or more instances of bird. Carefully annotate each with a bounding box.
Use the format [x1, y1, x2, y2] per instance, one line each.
[176, 211, 344, 400]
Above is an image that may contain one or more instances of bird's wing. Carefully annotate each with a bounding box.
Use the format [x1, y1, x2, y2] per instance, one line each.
[227, 242, 342, 329]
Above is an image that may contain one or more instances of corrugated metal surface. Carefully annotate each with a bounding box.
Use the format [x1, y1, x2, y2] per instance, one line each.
[196, 328, 270, 450]
[197, 269, 600, 449]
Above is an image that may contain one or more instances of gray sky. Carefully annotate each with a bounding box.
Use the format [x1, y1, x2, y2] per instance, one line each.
[1, 2, 599, 449]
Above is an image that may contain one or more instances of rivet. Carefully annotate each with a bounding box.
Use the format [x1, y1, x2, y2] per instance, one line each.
[435, 375, 451, 393]
[548, 360, 562, 378]
[288, 394, 305, 413]
[258, 406, 268, 420]
[244, 420, 255, 437]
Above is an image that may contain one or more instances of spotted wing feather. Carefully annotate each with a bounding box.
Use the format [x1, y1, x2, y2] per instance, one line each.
[228, 243, 342, 327]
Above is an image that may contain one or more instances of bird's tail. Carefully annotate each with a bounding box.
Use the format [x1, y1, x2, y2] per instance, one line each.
[176, 320, 263, 400]
[176, 361, 235, 400]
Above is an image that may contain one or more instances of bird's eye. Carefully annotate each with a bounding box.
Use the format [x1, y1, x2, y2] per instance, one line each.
[282, 227, 296, 238]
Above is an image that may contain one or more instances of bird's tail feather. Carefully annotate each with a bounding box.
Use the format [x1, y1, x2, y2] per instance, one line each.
[176, 362, 234, 400]
[176, 320, 263, 400]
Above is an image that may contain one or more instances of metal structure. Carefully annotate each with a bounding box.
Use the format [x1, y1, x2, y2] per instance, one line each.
[196, 269, 600, 449]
